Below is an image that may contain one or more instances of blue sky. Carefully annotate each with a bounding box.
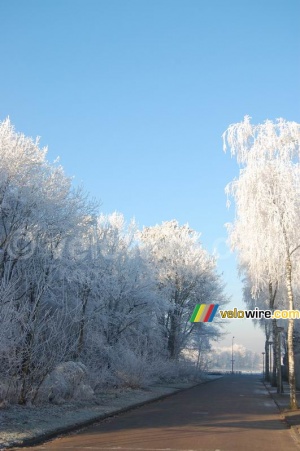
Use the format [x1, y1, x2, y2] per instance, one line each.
[1, 0, 299, 353]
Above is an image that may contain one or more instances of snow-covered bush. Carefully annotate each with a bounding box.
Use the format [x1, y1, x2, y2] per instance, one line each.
[36, 361, 94, 404]
[154, 358, 201, 383]
[110, 347, 155, 389]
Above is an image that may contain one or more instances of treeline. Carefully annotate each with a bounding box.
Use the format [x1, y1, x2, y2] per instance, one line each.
[209, 345, 260, 372]
[0, 119, 227, 405]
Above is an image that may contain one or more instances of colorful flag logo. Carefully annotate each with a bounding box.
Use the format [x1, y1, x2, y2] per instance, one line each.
[189, 304, 219, 322]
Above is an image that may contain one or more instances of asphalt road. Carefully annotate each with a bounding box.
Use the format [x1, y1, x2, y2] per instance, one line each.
[21, 375, 299, 451]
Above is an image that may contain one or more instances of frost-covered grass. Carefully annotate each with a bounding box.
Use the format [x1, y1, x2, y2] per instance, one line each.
[0, 376, 204, 449]
[0, 356, 207, 448]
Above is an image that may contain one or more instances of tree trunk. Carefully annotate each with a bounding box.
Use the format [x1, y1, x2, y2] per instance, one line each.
[271, 319, 278, 387]
[73, 287, 90, 360]
[268, 281, 277, 384]
[264, 322, 271, 381]
[286, 256, 297, 409]
[19, 330, 34, 405]
[167, 287, 181, 360]
[168, 312, 178, 359]
[18, 288, 39, 405]
[77, 295, 89, 358]
[265, 340, 269, 381]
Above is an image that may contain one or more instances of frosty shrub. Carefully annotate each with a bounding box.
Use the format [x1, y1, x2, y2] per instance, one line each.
[111, 347, 157, 389]
[87, 358, 120, 391]
[36, 361, 94, 405]
[154, 358, 201, 383]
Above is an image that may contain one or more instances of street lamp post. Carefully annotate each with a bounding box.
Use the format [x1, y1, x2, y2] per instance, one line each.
[277, 327, 284, 394]
[231, 336, 235, 374]
[265, 340, 270, 381]
[267, 340, 273, 381]
[262, 352, 265, 379]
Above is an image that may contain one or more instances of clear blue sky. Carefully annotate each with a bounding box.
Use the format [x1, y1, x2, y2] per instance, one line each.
[1, 0, 299, 353]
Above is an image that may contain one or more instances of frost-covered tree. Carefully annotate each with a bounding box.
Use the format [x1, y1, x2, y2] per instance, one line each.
[0, 118, 227, 404]
[223, 116, 300, 408]
[93, 214, 164, 366]
[0, 119, 95, 403]
[140, 220, 227, 360]
[242, 274, 283, 385]
[58, 212, 167, 386]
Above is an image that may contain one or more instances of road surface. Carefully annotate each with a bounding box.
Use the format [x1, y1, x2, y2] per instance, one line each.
[20, 375, 299, 451]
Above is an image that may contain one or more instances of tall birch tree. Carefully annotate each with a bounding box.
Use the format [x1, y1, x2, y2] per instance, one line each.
[223, 116, 300, 409]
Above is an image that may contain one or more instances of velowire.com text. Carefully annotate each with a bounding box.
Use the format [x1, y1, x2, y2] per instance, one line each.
[219, 307, 300, 320]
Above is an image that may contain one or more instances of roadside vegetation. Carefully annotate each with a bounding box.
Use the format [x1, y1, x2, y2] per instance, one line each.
[0, 119, 227, 406]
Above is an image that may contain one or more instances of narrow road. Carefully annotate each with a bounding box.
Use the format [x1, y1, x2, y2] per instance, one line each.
[21, 375, 299, 451]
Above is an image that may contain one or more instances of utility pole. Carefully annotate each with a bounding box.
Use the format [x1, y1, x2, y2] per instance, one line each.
[262, 352, 265, 379]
